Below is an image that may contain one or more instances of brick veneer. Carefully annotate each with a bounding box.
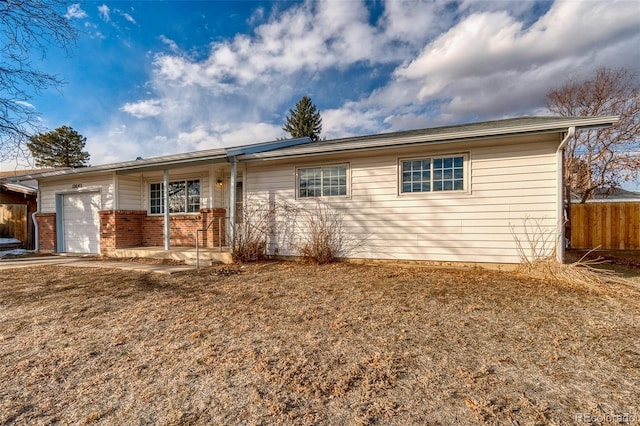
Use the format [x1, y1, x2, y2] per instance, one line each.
[141, 208, 226, 248]
[35, 213, 56, 252]
[99, 210, 147, 252]
[101, 208, 226, 251]
[37, 208, 226, 253]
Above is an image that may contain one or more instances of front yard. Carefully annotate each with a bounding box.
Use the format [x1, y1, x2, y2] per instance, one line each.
[1, 262, 638, 425]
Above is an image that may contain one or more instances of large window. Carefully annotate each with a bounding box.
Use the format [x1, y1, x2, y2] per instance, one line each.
[401, 155, 465, 193]
[298, 165, 348, 198]
[150, 179, 200, 214]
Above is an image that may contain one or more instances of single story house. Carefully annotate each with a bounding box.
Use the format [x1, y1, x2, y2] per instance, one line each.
[2, 116, 618, 265]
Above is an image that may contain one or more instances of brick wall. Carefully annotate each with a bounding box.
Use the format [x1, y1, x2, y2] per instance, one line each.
[35, 213, 56, 252]
[142, 208, 226, 247]
[99, 210, 147, 252]
[39, 208, 228, 253]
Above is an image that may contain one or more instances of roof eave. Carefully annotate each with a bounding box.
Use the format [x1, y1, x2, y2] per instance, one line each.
[240, 116, 620, 161]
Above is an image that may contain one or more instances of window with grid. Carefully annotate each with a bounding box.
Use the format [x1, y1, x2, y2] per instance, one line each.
[149, 179, 200, 214]
[298, 165, 348, 198]
[401, 155, 465, 193]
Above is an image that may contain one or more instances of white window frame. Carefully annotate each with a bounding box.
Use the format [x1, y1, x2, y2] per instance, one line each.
[296, 163, 350, 199]
[148, 178, 201, 215]
[398, 153, 469, 195]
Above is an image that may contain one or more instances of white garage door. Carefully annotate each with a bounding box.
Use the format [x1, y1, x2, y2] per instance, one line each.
[62, 192, 101, 254]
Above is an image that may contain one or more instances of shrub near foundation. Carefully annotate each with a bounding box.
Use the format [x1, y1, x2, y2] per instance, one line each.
[297, 201, 347, 264]
[231, 202, 275, 263]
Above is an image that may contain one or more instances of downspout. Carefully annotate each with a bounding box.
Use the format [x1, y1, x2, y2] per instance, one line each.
[556, 126, 575, 263]
[163, 169, 170, 250]
[32, 187, 41, 252]
[229, 156, 237, 248]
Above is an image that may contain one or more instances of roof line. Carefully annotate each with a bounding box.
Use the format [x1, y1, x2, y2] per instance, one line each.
[0, 116, 618, 181]
[240, 116, 620, 161]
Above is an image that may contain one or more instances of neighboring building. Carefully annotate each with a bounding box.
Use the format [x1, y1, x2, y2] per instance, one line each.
[2, 116, 618, 265]
[570, 187, 640, 203]
[0, 181, 37, 249]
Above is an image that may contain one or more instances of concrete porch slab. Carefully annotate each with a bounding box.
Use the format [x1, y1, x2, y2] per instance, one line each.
[105, 246, 233, 265]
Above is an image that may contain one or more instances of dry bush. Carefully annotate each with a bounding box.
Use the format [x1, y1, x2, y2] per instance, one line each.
[295, 201, 349, 264]
[511, 217, 635, 290]
[510, 216, 556, 262]
[232, 199, 276, 263]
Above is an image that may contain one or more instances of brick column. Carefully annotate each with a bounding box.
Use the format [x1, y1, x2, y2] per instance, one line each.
[35, 213, 56, 252]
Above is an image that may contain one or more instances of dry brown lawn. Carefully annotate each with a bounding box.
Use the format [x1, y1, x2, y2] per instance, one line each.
[1, 262, 638, 425]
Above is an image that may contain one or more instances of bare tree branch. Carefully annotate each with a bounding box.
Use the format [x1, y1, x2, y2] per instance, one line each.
[547, 68, 640, 202]
[0, 0, 77, 161]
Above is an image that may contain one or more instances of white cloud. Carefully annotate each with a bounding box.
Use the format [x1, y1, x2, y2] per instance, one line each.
[351, 0, 640, 128]
[121, 12, 136, 24]
[98, 4, 110, 22]
[102, 0, 640, 165]
[120, 100, 163, 118]
[14, 100, 35, 109]
[159, 35, 179, 53]
[380, 0, 453, 44]
[65, 4, 87, 19]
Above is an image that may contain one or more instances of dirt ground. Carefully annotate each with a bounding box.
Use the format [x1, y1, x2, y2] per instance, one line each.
[1, 261, 638, 425]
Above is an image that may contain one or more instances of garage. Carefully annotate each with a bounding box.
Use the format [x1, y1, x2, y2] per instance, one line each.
[61, 192, 101, 254]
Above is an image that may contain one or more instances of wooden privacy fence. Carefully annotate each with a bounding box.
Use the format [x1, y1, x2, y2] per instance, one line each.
[0, 204, 28, 242]
[571, 202, 640, 250]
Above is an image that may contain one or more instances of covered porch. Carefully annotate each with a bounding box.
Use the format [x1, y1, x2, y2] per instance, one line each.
[103, 158, 244, 255]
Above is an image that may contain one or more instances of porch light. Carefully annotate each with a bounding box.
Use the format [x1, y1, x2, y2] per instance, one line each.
[216, 178, 223, 186]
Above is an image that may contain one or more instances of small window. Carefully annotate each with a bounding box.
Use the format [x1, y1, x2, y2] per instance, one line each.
[400, 155, 465, 193]
[149, 179, 200, 214]
[298, 165, 348, 198]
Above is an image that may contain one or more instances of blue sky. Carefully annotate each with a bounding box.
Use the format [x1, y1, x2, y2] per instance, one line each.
[2, 0, 640, 173]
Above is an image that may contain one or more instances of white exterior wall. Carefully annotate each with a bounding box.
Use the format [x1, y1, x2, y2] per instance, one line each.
[39, 173, 115, 213]
[117, 174, 143, 210]
[244, 134, 561, 264]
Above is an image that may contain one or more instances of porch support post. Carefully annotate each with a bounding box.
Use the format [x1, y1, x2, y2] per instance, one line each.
[229, 156, 237, 247]
[163, 168, 170, 251]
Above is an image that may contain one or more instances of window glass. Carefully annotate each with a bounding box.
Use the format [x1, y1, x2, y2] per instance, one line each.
[401, 155, 465, 193]
[401, 158, 431, 193]
[150, 179, 200, 214]
[168, 181, 185, 213]
[187, 180, 200, 212]
[299, 165, 347, 198]
[150, 183, 163, 214]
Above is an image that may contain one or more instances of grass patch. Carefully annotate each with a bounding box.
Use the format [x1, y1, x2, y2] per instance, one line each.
[1, 262, 638, 424]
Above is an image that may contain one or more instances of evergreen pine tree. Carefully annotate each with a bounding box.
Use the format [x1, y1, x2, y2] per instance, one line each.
[282, 96, 323, 142]
[27, 125, 91, 167]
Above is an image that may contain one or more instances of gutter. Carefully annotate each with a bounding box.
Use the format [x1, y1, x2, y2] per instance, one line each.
[556, 127, 575, 263]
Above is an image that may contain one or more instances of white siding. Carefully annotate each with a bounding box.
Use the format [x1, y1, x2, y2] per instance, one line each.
[39, 174, 114, 213]
[244, 134, 560, 264]
[117, 175, 142, 210]
[211, 165, 226, 208]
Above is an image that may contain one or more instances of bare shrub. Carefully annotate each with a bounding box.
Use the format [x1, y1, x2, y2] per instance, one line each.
[234, 198, 364, 264]
[232, 200, 276, 263]
[511, 217, 635, 290]
[296, 201, 349, 264]
[510, 216, 556, 262]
